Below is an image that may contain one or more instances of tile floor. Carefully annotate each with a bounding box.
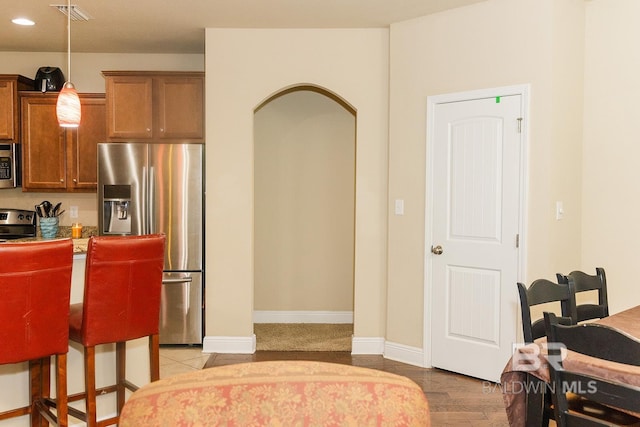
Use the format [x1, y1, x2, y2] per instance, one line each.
[159, 345, 209, 379]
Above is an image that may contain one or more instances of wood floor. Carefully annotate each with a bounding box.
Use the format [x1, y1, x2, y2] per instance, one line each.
[203, 351, 510, 426]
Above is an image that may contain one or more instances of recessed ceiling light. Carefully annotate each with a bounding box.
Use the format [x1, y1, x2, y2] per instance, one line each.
[12, 18, 35, 26]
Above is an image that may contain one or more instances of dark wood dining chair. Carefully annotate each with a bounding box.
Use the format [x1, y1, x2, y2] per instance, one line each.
[517, 279, 577, 426]
[556, 267, 609, 323]
[517, 279, 577, 343]
[67, 234, 165, 427]
[0, 239, 74, 427]
[543, 312, 640, 426]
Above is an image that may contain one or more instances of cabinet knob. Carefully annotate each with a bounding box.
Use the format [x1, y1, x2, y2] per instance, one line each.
[160, 128, 164, 132]
[60, 179, 64, 183]
[73, 179, 77, 183]
[146, 128, 151, 132]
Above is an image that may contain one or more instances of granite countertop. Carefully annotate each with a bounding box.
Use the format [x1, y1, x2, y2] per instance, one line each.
[5, 236, 89, 253]
[49, 225, 98, 240]
[9, 225, 98, 253]
[71, 238, 90, 253]
[45, 225, 97, 253]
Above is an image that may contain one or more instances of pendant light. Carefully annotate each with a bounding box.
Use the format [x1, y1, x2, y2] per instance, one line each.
[56, 0, 81, 127]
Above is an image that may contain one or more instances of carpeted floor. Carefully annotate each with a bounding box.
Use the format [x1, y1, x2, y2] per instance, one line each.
[254, 323, 353, 351]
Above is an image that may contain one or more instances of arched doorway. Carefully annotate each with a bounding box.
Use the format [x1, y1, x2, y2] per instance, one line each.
[253, 85, 356, 350]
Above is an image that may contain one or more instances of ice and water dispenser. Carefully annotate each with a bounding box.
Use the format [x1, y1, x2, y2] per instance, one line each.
[102, 185, 131, 234]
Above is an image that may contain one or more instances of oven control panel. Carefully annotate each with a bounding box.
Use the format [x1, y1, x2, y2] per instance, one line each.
[0, 209, 36, 225]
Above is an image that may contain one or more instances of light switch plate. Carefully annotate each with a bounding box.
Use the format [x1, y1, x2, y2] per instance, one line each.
[556, 201, 564, 220]
[395, 199, 404, 215]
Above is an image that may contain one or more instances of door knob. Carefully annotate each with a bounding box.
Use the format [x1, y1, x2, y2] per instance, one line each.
[431, 245, 443, 255]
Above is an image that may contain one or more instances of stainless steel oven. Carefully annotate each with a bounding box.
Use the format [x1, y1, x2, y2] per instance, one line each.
[0, 209, 36, 241]
[0, 143, 21, 189]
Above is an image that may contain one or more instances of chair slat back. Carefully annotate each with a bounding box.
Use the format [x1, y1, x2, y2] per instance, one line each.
[517, 279, 576, 343]
[557, 268, 609, 322]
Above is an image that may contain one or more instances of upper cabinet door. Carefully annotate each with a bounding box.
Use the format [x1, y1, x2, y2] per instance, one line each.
[156, 76, 204, 141]
[104, 71, 204, 143]
[105, 74, 153, 140]
[68, 96, 106, 190]
[21, 92, 105, 193]
[0, 75, 34, 142]
[21, 95, 67, 190]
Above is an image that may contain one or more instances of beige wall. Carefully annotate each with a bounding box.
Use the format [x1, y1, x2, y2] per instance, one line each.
[0, 52, 203, 226]
[254, 90, 356, 311]
[4, 0, 634, 362]
[387, 0, 585, 348]
[205, 28, 389, 338]
[582, 0, 640, 314]
[0, 52, 203, 92]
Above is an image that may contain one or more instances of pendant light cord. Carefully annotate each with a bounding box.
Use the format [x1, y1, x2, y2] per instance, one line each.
[67, 0, 71, 82]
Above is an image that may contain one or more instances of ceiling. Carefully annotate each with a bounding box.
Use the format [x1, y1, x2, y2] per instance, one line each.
[2, 0, 486, 54]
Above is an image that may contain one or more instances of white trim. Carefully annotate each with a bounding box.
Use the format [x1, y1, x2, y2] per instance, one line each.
[424, 84, 530, 369]
[253, 310, 354, 324]
[202, 335, 256, 354]
[351, 336, 385, 354]
[384, 341, 426, 368]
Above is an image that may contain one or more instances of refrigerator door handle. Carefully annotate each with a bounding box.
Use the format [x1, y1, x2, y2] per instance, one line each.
[148, 165, 155, 234]
[141, 165, 149, 234]
[162, 277, 194, 284]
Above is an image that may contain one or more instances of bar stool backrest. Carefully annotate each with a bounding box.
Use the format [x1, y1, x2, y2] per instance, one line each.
[0, 239, 74, 364]
[79, 234, 165, 347]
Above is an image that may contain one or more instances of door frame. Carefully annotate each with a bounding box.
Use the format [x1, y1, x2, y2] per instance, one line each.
[423, 84, 530, 368]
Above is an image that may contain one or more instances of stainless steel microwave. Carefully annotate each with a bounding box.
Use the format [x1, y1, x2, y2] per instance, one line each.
[0, 143, 21, 189]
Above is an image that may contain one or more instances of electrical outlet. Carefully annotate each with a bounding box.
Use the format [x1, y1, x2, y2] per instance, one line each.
[70, 205, 78, 218]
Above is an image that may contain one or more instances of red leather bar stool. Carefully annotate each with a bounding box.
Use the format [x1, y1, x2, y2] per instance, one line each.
[67, 234, 165, 427]
[0, 239, 74, 427]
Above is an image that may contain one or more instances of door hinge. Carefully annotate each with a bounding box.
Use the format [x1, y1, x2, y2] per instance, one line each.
[516, 234, 520, 248]
[517, 117, 523, 133]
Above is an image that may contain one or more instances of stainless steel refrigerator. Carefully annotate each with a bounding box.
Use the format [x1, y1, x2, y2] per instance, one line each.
[97, 143, 204, 345]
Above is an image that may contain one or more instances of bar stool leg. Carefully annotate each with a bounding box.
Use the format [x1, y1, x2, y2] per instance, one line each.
[29, 359, 44, 427]
[28, 356, 67, 427]
[116, 342, 126, 415]
[56, 354, 68, 427]
[149, 334, 160, 382]
[84, 346, 98, 427]
[41, 358, 51, 427]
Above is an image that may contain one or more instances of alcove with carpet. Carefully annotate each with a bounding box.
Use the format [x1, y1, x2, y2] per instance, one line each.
[253, 85, 356, 351]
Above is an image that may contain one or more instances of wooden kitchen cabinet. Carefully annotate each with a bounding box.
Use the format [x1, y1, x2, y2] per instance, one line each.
[0, 75, 34, 142]
[103, 71, 204, 143]
[20, 92, 106, 192]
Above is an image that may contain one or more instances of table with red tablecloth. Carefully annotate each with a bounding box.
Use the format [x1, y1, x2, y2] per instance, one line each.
[501, 305, 640, 426]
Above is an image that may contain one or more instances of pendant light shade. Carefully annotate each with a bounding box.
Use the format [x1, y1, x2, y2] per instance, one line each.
[56, 0, 81, 127]
[57, 82, 81, 127]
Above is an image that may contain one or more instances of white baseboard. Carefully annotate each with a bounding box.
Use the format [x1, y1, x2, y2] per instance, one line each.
[202, 335, 256, 354]
[253, 310, 353, 324]
[200, 335, 425, 369]
[383, 341, 425, 367]
[351, 336, 385, 354]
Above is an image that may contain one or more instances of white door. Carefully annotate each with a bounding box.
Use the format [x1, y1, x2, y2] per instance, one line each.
[427, 89, 525, 382]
